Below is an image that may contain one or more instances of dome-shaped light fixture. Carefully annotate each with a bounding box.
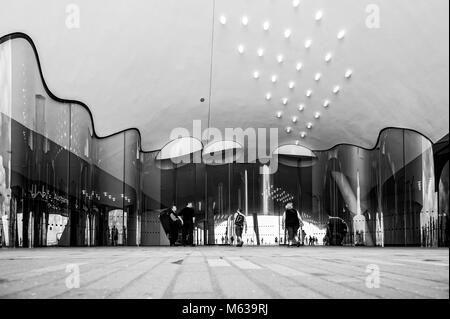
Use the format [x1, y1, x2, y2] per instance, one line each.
[314, 111, 321, 119]
[323, 99, 330, 107]
[292, 0, 301, 8]
[325, 52, 332, 63]
[286, 126, 292, 133]
[265, 92, 272, 100]
[237, 44, 245, 54]
[305, 39, 312, 49]
[242, 16, 249, 26]
[271, 75, 278, 83]
[219, 15, 227, 25]
[333, 85, 340, 94]
[282, 97, 289, 105]
[306, 122, 313, 129]
[300, 131, 307, 138]
[345, 69, 353, 78]
[298, 104, 305, 111]
[276, 111, 283, 118]
[314, 73, 321, 81]
[263, 20, 270, 31]
[296, 62, 303, 71]
[337, 29, 346, 40]
[292, 116, 298, 123]
[277, 54, 284, 63]
[253, 71, 260, 79]
[156, 136, 203, 167]
[284, 29, 292, 38]
[257, 48, 264, 57]
[288, 81, 295, 89]
[306, 89, 313, 97]
[315, 11, 323, 21]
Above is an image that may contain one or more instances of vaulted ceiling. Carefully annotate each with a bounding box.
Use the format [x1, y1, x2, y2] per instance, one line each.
[0, 0, 448, 152]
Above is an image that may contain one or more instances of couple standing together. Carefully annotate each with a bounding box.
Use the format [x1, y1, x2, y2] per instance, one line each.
[166, 203, 195, 246]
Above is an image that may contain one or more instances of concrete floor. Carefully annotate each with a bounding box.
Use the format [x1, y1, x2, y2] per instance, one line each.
[0, 246, 448, 299]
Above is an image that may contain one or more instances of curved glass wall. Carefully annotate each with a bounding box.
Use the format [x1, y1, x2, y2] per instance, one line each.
[0, 36, 447, 247]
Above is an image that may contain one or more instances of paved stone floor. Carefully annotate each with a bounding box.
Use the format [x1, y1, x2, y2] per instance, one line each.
[0, 246, 448, 299]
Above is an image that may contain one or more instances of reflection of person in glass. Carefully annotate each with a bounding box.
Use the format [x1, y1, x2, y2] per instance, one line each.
[233, 209, 247, 247]
[282, 202, 303, 247]
[0, 155, 5, 213]
[179, 202, 195, 246]
[0, 155, 11, 241]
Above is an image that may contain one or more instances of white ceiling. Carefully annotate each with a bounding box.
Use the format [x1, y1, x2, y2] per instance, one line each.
[0, 0, 448, 152]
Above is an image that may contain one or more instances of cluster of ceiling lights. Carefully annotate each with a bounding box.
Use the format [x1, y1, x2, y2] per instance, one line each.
[219, 2, 353, 146]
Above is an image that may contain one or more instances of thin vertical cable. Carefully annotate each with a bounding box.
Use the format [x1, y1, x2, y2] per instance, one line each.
[206, 0, 216, 135]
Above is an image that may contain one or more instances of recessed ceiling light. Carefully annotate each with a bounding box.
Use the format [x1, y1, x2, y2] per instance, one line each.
[286, 127, 292, 133]
[325, 52, 332, 62]
[314, 73, 321, 81]
[276, 111, 283, 118]
[345, 69, 353, 78]
[242, 16, 249, 26]
[271, 75, 278, 83]
[296, 62, 303, 71]
[237, 44, 245, 54]
[315, 11, 323, 21]
[263, 21, 270, 31]
[282, 97, 288, 105]
[295, 140, 300, 145]
[300, 131, 307, 138]
[277, 54, 284, 63]
[323, 99, 330, 107]
[333, 85, 340, 94]
[292, 0, 301, 8]
[314, 112, 321, 119]
[292, 116, 298, 123]
[219, 15, 227, 25]
[253, 71, 260, 79]
[257, 48, 264, 57]
[298, 104, 305, 111]
[305, 39, 312, 49]
[306, 89, 313, 97]
[266, 92, 272, 100]
[288, 81, 295, 89]
[306, 122, 313, 129]
[284, 29, 292, 38]
[337, 29, 346, 40]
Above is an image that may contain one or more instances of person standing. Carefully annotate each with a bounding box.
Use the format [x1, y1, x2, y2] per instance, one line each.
[233, 209, 247, 247]
[111, 225, 118, 246]
[282, 202, 303, 247]
[179, 202, 195, 246]
[167, 205, 182, 246]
